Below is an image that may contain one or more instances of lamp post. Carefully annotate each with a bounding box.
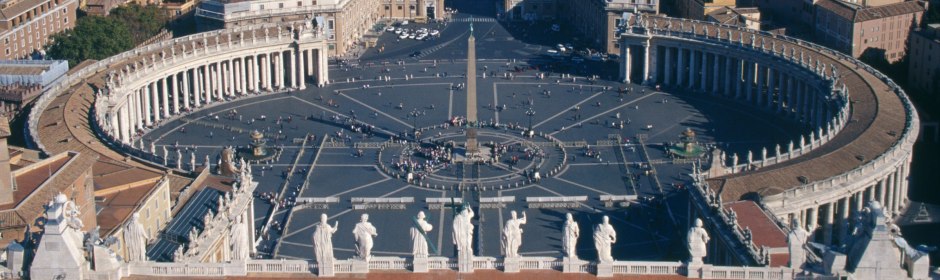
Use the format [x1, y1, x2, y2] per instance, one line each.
[410, 108, 421, 140]
[526, 107, 535, 132]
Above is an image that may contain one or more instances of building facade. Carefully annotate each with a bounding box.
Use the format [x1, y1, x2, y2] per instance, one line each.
[679, 0, 737, 20]
[0, 0, 78, 59]
[503, 0, 558, 21]
[379, 0, 443, 21]
[907, 23, 940, 103]
[196, 0, 381, 56]
[557, 0, 659, 55]
[705, 6, 761, 30]
[814, 0, 925, 62]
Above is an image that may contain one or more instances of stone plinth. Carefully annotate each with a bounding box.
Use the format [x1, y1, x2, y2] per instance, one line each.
[458, 256, 474, 273]
[318, 259, 335, 277]
[351, 259, 369, 273]
[412, 257, 428, 272]
[562, 257, 586, 273]
[596, 261, 613, 277]
[503, 257, 521, 273]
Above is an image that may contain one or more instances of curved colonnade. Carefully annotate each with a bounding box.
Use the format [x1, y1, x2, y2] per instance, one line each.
[91, 24, 330, 145]
[619, 16, 918, 246]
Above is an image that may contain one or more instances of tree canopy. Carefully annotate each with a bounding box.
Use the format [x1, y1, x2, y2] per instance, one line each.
[45, 16, 134, 67]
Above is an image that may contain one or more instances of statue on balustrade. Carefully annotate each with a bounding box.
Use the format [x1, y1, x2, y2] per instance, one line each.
[312, 214, 338, 268]
[123, 213, 149, 263]
[787, 218, 809, 269]
[411, 211, 434, 258]
[452, 204, 475, 259]
[230, 215, 250, 261]
[501, 211, 527, 258]
[563, 213, 579, 259]
[593, 215, 617, 263]
[687, 218, 710, 266]
[353, 214, 378, 262]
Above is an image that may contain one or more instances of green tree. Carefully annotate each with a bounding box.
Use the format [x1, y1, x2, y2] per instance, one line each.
[46, 16, 134, 67]
[111, 4, 170, 45]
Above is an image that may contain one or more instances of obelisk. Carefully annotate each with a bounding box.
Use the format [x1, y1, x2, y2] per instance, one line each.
[465, 23, 479, 158]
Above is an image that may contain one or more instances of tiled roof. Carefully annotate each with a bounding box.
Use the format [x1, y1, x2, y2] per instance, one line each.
[723, 201, 789, 250]
[816, 0, 925, 22]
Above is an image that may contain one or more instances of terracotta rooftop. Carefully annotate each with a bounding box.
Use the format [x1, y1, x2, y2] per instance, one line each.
[722, 201, 790, 267]
[95, 180, 161, 235]
[93, 159, 162, 191]
[3, 152, 72, 210]
[816, 0, 925, 22]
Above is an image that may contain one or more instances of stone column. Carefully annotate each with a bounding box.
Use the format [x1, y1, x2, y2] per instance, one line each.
[664, 47, 673, 85]
[855, 191, 864, 212]
[298, 49, 307, 90]
[725, 56, 733, 97]
[290, 49, 298, 88]
[306, 49, 314, 78]
[688, 50, 696, 89]
[877, 178, 887, 206]
[171, 73, 180, 114]
[623, 46, 632, 83]
[143, 84, 153, 125]
[250, 56, 258, 92]
[119, 105, 129, 143]
[894, 167, 904, 212]
[276, 52, 285, 89]
[777, 71, 785, 112]
[677, 48, 685, 87]
[757, 65, 766, 107]
[161, 77, 170, 117]
[823, 202, 833, 245]
[263, 54, 272, 91]
[183, 69, 192, 109]
[318, 48, 329, 86]
[712, 53, 720, 94]
[225, 60, 234, 96]
[699, 52, 708, 92]
[149, 82, 160, 123]
[131, 90, 141, 130]
[193, 67, 202, 107]
[838, 197, 849, 243]
[806, 206, 817, 239]
[202, 64, 211, 104]
[745, 62, 754, 102]
[786, 75, 795, 115]
[644, 42, 653, 83]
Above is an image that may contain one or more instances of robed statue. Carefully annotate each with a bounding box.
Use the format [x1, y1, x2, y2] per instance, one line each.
[593, 215, 617, 263]
[501, 211, 527, 258]
[353, 214, 378, 261]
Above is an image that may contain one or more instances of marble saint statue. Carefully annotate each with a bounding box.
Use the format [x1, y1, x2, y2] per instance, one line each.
[688, 218, 710, 265]
[593, 215, 617, 263]
[501, 211, 527, 258]
[123, 213, 149, 262]
[563, 213, 579, 259]
[230, 215, 249, 261]
[353, 214, 378, 261]
[411, 211, 434, 258]
[312, 214, 339, 267]
[787, 219, 809, 269]
[452, 205, 475, 259]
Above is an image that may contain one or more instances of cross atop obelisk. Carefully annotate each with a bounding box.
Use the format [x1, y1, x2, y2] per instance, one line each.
[465, 24, 479, 157]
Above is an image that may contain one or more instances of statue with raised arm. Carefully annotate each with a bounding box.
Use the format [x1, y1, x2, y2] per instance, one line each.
[501, 211, 526, 258]
[312, 213, 338, 269]
[353, 214, 378, 261]
[411, 211, 433, 258]
[688, 218, 710, 266]
[123, 213, 149, 262]
[787, 218, 809, 269]
[563, 213, 579, 259]
[593, 215, 617, 263]
[452, 204, 474, 259]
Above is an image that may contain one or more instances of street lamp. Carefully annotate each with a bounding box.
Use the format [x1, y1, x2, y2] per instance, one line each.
[526, 107, 535, 132]
[410, 108, 421, 140]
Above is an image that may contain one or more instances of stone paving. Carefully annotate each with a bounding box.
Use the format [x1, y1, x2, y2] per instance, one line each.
[142, 1, 805, 263]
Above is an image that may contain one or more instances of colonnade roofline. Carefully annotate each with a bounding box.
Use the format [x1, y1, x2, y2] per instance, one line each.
[616, 15, 918, 212]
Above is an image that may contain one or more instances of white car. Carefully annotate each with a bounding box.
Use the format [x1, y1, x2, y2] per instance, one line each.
[546, 49, 559, 55]
[429, 30, 440, 36]
[408, 34, 416, 39]
[401, 20, 410, 25]
[386, 26, 395, 32]
[556, 44, 566, 52]
[395, 28, 403, 34]
[416, 34, 427, 40]
[399, 33, 409, 39]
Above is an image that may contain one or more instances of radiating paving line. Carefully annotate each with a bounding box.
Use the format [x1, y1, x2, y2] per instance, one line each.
[531, 90, 606, 129]
[548, 92, 662, 136]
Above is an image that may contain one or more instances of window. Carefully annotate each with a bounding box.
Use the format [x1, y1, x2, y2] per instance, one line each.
[260, 4, 264, 9]
[297, 1, 302, 6]
[279, 3, 283, 8]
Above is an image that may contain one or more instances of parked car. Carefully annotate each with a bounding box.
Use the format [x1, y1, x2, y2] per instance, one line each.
[556, 44, 566, 52]
[395, 28, 403, 34]
[416, 34, 427, 40]
[401, 20, 410, 25]
[429, 29, 440, 36]
[386, 26, 396, 32]
[399, 33, 409, 39]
